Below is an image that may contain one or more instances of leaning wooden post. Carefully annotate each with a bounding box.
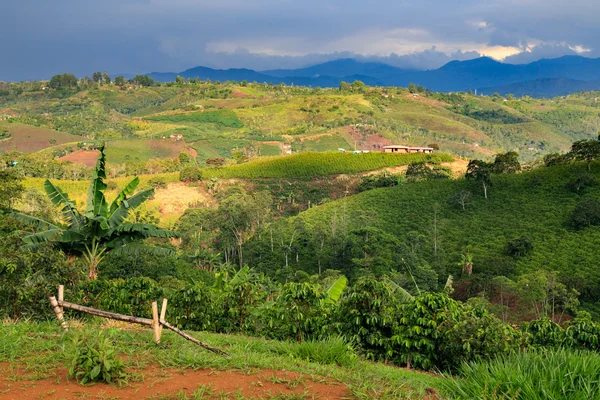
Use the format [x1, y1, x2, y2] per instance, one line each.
[158, 298, 168, 341]
[49, 296, 68, 331]
[58, 285, 64, 314]
[151, 301, 160, 344]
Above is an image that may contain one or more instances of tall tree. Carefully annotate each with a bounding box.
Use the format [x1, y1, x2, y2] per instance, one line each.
[493, 151, 521, 174]
[569, 139, 600, 171]
[12, 147, 175, 280]
[465, 160, 493, 199]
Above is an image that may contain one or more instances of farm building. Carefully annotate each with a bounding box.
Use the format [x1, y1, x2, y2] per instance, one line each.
[382, 145, 434, 154]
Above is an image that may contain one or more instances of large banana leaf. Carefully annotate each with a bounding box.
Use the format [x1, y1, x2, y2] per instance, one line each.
[327, 276, 348, 302]
[85, 148, 108, 219]
[108, 223, 176, 238]
[109, 177, 139, 214]
[107, 188, 154, 228]
[22, 229, 64, 245]
[10, 212, 60, 231]
[44, 180, 82, 230]
[110, 244, 175, 257]
[385, 278, 415, 303]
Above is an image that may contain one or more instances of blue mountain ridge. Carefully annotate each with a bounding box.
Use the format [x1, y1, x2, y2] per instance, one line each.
[145, 55, 600, 97]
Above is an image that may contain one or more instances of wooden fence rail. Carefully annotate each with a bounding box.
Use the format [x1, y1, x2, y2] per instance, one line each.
[48, 285, 227, 356]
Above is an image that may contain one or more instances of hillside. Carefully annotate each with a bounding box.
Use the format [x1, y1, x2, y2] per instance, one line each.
[2, 80, 600, 166]
[244, 161, 600, 316]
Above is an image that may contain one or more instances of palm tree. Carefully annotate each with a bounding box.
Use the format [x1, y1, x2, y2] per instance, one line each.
[12, 147, 176, 280]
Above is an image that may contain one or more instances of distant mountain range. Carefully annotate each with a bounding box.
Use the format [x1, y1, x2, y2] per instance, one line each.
[145, 56, 600, 97]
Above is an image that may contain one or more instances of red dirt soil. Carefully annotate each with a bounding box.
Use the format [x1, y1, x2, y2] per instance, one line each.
[59, 150, 101, 167]
[0, 363, 350, 400]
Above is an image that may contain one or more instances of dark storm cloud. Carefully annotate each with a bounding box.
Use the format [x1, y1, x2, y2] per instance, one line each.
[1, 0, 598, 81]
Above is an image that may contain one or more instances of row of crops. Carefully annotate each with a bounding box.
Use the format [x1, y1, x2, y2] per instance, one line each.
[203, 152, 454, 179]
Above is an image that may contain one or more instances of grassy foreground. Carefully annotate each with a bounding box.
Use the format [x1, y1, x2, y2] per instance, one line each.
[0, 321, 443, 399]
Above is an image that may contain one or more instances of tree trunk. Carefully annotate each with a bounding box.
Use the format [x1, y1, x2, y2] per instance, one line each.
[483, 182, 488, 199]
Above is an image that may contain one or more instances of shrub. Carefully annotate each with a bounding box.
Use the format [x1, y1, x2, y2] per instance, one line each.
[357, 173, 401, 192]
[179, 166, 202, 182]
[505, 236, 533, 259]
[569, 198, 600, 229]
[263, 282, 330, 341]
[148, 176, 168, 189]
[335, 278, 399, 360]
[68, 331, 127, 385]
[522, 319, 566, 348]
[443, 349, 600, 399]
[392, 294, 520, 371]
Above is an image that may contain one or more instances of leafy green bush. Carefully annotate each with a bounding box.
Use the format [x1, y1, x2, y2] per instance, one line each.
[179, 165, 202, 182]
[262, 282, 330, 341]
[335, 278, 399, 360]
[522, 319, 566, 348]
[569, 198, 600, 229]
[393, 294, 520, 371]
[443, 349, 600, 400]
[357, 173, 401, 192]
[68, 331, 127, 385]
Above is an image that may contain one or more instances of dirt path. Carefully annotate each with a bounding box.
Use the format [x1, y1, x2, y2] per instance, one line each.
[0, 363, 350, 400]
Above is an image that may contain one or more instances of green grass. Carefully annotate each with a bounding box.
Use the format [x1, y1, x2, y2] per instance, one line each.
[0, 321, 444, 399]
[442, 349, 600, 399]
[104, 139, 186, 163]
[203, 152, 454, 179]
[260, 143, 282, 156]
[146, 109, 243, 128]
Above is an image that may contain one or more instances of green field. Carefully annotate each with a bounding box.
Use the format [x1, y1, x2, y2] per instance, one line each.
[203, 152, 454, 179]
[104, 138, 188, 164]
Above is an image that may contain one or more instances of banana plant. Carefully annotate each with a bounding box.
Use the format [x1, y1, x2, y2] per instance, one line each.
[12, 147, 176, 280]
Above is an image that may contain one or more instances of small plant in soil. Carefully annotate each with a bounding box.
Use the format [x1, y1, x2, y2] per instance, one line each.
[68, 331, 127, 385]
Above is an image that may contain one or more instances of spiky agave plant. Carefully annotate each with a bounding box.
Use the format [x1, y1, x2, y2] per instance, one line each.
[12, 147, 176, 280]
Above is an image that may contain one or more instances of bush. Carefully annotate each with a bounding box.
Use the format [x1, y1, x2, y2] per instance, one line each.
[392, 294, 520, 371]
[443, 349, 600, 399]
[569, 198, 600, 229]
[262, 282, 330, 341]
[335, 278, 399, 360]
[68, 331, 127, 385]
[357, 173, 401, 192]
[505, 236, 533, 259]
[179, 166, 202, 182]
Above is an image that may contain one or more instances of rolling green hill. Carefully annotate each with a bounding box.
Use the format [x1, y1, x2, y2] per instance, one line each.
[244, 161, 600, 316]
[2, 80, 600, 166]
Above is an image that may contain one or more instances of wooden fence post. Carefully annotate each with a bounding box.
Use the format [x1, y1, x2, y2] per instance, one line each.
[151, 301, 160, 344]
[49, 296, 68, 331]
[158, 298, 168, 340]
[58, 285, 64, 314]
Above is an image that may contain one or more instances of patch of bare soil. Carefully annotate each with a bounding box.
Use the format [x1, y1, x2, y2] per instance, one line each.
[0, 363, 350, 400]
[59, 150, 101, 167]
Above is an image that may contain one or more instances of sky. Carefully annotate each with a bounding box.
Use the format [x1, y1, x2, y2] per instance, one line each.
[1, 0, 599, 81]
